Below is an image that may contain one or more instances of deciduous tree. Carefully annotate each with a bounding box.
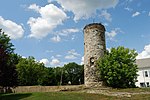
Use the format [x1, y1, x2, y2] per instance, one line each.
[97, 46, 138, 88]
[0, 29, 18, 92]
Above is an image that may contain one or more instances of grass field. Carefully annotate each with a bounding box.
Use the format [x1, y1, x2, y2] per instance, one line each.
[1, 88, 150, 100]
[0, 91, 150, 100]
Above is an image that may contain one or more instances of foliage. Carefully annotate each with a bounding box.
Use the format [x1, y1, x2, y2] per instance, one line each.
[97, 46, 138, 88]
[63, 62, 84, 85]
[0, 29, 18, 90]
[16, 56, 46, 86]
[39, 67, 55, 86]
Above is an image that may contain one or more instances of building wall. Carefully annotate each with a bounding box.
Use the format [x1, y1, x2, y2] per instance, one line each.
[84, 23, 106, 87]
[136, 67, 150, 87]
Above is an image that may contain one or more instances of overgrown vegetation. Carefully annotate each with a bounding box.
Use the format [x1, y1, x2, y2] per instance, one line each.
[97, 46, 138, 88]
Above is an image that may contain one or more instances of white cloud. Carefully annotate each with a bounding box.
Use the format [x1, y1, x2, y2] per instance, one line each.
[45, 50, 54, 53]
[103, 23, 109, 26]
[65, 55, 77, 60]
[106, 30, 117, 38]
[68, 49, 80, 56]
[137, 44, 150, 59]
[22, 56, 26, 58]
[50, 58, 61, 66]
[127, 0, 133, 2]
[27, 4, 67, 39]
[40, 58, 50, 67]
[56, 28, 80, 36]
[148, 12, 150, 16]
[100, 10, 112, 22]
[124, 7, 133, 12]
[0, 16, 24, 39]
[80, 56, 84, 65]
[65, 49, 80, 60]
[51, 35, 61, 42]
[56, 54, 62, 57]
[106, 28, 122, 40]
[132, 12, 140, 17]
[48, 0, 55, 3]
[28, 4, 40, 12]
[56, 0, 119, 21]
[107, 48, 111, 52]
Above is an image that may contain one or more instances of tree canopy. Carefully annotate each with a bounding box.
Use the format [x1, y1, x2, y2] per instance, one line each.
[97, 46, 138, 88]
[0, 29, 18, 91]
[16, 56, 46, 86]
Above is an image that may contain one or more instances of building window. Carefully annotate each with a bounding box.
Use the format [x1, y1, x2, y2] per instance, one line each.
[140, 83, 146, 87]
[147, 82, 149, 87]
[145, 71, 148, 77]
[90, 57, 94, 66]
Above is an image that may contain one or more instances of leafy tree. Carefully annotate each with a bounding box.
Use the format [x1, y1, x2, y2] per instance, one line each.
[53, 67, 63, 85]
[40, 67, 56, 86]
[16, 56, 46, 86]
[97, 46, 138, 88]
[0, 29, 18, 92]
[63, 62, 84, 85]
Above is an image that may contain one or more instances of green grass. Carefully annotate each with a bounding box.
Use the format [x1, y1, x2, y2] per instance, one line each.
[1, 88, 150, 100]
[0, 92, 117, 100]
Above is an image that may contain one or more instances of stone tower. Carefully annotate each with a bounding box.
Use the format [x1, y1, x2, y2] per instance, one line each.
[84, 23, 106, 87]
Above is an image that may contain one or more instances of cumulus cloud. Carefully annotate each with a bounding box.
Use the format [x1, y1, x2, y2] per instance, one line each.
[137, 44, 150, 59]
[106, 28, 122, 40]
[51, 35, 61, 42]
[40, 58, 50, 67]
[132, 12, 140, 17]
[50, 58, 61, 66]
[65, 49, 80, 60]
[0, 16, 24, 39]
[100, 10, 112, 22]
[56, 0, 119, 21]
[27, 4, 67, 39]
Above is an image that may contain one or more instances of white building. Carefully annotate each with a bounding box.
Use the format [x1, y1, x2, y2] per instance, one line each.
[136, 58, 150, 87]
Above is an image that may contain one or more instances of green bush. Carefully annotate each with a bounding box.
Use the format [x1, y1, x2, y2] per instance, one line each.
[97, 46, 138, 88]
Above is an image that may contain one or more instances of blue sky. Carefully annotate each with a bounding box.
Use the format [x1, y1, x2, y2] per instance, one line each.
[0, 0, 150, 67]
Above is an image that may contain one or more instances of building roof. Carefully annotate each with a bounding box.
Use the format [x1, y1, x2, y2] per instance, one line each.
[136, 58, 150, 69]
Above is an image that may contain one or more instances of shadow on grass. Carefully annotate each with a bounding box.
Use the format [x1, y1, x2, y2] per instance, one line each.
[0, 93, 32, 100]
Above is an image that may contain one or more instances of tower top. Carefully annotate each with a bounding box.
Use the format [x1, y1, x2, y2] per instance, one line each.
[84, 23, 105, 32]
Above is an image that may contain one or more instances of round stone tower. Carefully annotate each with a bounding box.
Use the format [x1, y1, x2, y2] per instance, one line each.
[84, 23, 106, 87]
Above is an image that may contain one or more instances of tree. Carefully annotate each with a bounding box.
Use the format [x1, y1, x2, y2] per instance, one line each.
[16, 56, 46, 86]
[63, 62, 84, 85]
[39, 67, 56, 86]
[0, 29, 18, 92]
[97, 46, 138, 88]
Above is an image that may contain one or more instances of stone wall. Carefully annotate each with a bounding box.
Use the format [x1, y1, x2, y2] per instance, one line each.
[84, 23, 106, 87]
[0, 85, 84, 93]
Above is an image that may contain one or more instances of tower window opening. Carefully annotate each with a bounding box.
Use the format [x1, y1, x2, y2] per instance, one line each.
[90, 57, 95, 66]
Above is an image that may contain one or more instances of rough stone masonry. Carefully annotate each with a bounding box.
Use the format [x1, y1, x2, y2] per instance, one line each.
[84, 23, 106, 87]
